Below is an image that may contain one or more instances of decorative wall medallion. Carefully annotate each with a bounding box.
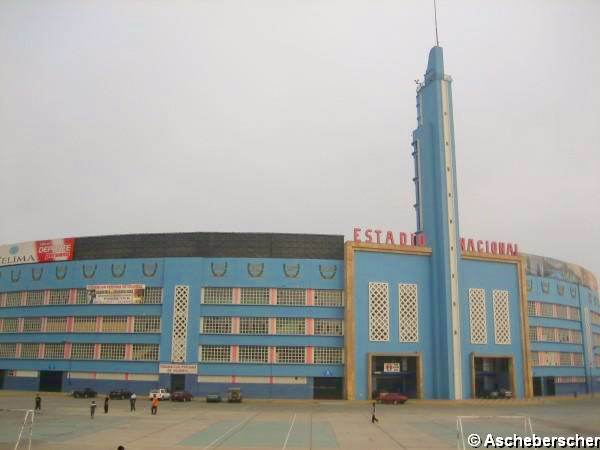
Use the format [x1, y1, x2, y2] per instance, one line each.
[55, 266, 67, 280]
[557, 284, 565, 296]
[143, 262, 158, 278]
[112, 263, 126, 278]
[319, 264, 337, 280]
[82, 264, 97, 279]
[283, 263, 300, 278]
[247, 263, 264, 278]
[541, 280, 550, 293]
[570, 286, 577, 298]
[32, 268, 43, 281]
[210, 262, 228, 277]
[11, 269, 21, 283]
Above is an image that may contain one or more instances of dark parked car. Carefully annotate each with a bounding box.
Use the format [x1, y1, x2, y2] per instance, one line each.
[206, 393, 222, 403]
[72, 388, 97, 398]
[377, 392, 408, 404]
[227, 387, 242, 403]
[109, 389, 133, 399]
[171, 391, 193, 402]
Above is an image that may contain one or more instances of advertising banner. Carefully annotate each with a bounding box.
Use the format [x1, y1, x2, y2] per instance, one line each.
[159, 364, 198, 375]
[0, 238, 75, 267]
[383, 363, 401, 373]
[86, 284, 145, 305]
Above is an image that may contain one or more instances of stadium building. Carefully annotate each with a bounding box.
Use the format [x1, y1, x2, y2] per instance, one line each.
[0, 46, 598, 400]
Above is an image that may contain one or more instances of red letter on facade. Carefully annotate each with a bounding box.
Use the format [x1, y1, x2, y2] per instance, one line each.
[460, 238, 466, 252]
[477, 240, 484, 253]
[399, 233, 407, 245]
[385, 231, 395, 245]
[467, 239, 475, 252]
[353, 228, 361, 243]
[374, 230, 382, 244]
[365, 229, 373, 243]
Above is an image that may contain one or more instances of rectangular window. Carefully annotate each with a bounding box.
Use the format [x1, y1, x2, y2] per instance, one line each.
[132, 344, 159, 361]
[100, 344, 126, 360]
[569, 307, 580, 321]
[239, 317, 269, 335]
[20, 343, 40, 359]
[276, 289, 305, 306]
[73, 316, 96, 332]
[0, 343, 17, 358]
[202, 287, 233, 304]
[71, 343, 94, 360]
[2, 318, 18, 333]
[46, 317, 68, 333]
[6, 292, 22, 307]
[368, 282, 389, 342]
[48, 289, 69, 305]
[133, 316, 161, 333]
[143, 287, 163, 304]
[240, 288, 269, 305]
[23, 317, 42, 333]
[314, 290, 343, 307]
[314, 319, 343, 336]
[44, 343, 65, 359]
[314, 347, 343, 364]
[201, 317, 232, 334]
[26, 291, 44, 306]
[199, 345, 230, 362]
[528, 326, 538, 342]
[572, 353, 584, 366]
[559, 352, 571, 366]
[275, 346, 305, 364]
[542, 327, 554, 342]
[276, 317, 305, 335]
[238, 345, 268, 363]
[556, 305, 568, 320]
[558, 329, 570, 343]
[75, 289, 88, 304]
[540, 303, 553, 317]
[469, 288, 487, 344]
[102, 316, 128, 333]
[398, 283, 419, 343]
[527, 301, 536, 316]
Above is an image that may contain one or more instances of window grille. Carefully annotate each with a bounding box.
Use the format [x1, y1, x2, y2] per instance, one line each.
[202, 287, 233, 304]
[592, 312, 600, 326]
[572, 353, 584, 366]
[398, 283, 419, 342]
[569, 307, 580, 321]
[6, 292, 22, 307]
[469, 288, 487, 344]
[23, 317, 42, 333]
[276, 317, 305, 335]
[71, 343, 94, 359]
[541, 328, 554, 342]
[240, 288, 269, 305]
[314, 290, 343, 307]
[171, 286, 189, 362]
[556, 305, 568, 320]
[275, 346, 305, 364]
[75, 289, 89, 304]
[314, 319, 343, 336]
[44, 343, 64, 359]
[0, 343, 17, 358]
[48, 289, 69, 305]
[239, 317, 269, 335]
[26, 291, 44, 306]
[492, 290, 511, 345]
[527, 301, 536, 316]
[46, 317, 68, 332]
[238, 345, 268, 363]
[73, 316, 96, 332]
[557, 329, 570, 343]
[143, 287, 163, 304]
[2, 318, 18, 333]
[528, 326, 538, 342]
[20, 343, 40, 359]
[540, 303, 553, 317]
[102, 316, 128, 333]
[199, 345, 230, 362]
[133, 316, 161, 333]
[314, 347, 343, 364]
[559, 352, 571, 366]
[132, 344, 159, 361]
[368, 282, 389, 342]
[593, 333, 600, 347]
[201, 317, 232, 334]
[100, 344, 126, 360]
[276, 289, 305, 306]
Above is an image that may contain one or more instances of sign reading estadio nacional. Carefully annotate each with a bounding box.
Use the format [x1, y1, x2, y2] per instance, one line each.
[0, 238, 75, 267]
[159, 363, 198, 375]
[86, 284, 145, 304]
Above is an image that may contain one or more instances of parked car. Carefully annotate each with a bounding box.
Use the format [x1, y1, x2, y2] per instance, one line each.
[149, 388, 171, 400]
[206, 393, 222, 403]
[377, 392, 408, 405]
[171, 390, 193, 402]
[227, 387, 242, 403]
[72, 388, 97, 398]
[109, 389, 133, 400]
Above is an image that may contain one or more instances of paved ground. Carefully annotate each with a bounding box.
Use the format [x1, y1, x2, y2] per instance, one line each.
[1, 391, 599, 450]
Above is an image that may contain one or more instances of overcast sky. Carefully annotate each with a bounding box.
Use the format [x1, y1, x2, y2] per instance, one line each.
[1, 0, 599, 278]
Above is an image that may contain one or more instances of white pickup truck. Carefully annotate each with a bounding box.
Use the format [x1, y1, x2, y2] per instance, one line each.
[149, 388, 171, 400]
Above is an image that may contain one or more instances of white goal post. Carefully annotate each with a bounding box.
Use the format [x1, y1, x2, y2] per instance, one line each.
[456, 415, 533, 450]
[0, 408, 35, 450]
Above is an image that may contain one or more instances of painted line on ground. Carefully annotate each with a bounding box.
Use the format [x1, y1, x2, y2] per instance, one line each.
[281, 413, 297, 450]
[202, 413, 258, 450]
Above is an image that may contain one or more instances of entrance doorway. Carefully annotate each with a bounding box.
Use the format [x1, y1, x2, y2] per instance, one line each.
[0, 370, 5, 389]
[39, 371, 63, 392]
[370, 355, 419, 399]
[170, 374, 185, 392]
[533, 377, 542, 396]
[473, 357, 513, 398]
[313, 377, 343, 399]
[543, 377, 556, 396]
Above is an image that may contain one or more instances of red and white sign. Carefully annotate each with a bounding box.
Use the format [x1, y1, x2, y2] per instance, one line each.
[159, 363, 198, 375]
[460, 238, 518, 256]
[383, 363, 401, 373]
[352, 228, 426, 246]
[0, 238, 75, 267]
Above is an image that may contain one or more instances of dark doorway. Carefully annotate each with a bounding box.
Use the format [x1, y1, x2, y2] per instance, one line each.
[39, 371, 63, 392]
[543, 377, 556, 396]
[313, 377, 343, 399]
[171, 374, 185, 392]
[474, 357, 512, 398]
[0, 370, 5, 389]
[370, 355, 418, 399]
[533, 377, 542, 396]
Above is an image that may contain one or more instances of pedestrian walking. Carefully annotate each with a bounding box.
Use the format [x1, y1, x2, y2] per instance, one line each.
[371, 401, 379, 423]
[34, 393, 42, 412]
[104, 396, 110, 414]
[129, 393, 137, 412]
[151, 397, 159, 415]
[90, 400, 97, 419]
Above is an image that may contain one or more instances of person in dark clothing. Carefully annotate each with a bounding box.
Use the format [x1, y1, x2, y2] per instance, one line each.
[371, 401, 379, 423]
[90, 400, 97, 419]
[129, 393, 137, 412]
[104, 396, 110, 414]
[34, 394, 42, 412]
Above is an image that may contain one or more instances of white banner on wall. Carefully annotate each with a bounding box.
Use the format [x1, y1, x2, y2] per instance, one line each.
[86, 284, 145, 304]
[159, 363, 198, 374]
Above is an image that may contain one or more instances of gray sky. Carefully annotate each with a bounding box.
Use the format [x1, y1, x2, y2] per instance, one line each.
[1, 0, 599, 279]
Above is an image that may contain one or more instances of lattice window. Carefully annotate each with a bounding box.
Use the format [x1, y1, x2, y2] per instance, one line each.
[314, 319, 343, 336]
[593, 333, 600, 347]
[202, 287, 233, 304]
[26, 291, 44, 306]
[73, 316, 96, 332]
[143, 287, 163, 304]
[23, 317, 42, 333]
[398, 283, 419, 342]
[493, 290, 511, 344]
[132, 344, 159, 361]
[540, 303, 553, 317]
[540, 327, 554, 342]
[134, 316, 161, 333]
[592, 312, 600, 326]
[528, 326, 538, 342]
[556, 305, 568, 320]
[102, 316, 128, 333]
[527, 301, 536, 316]
[172, 286, 189, 362]
[276, 289, 305, 306]
[569, 307, 580, 321]
[557, 329, 570, 343]
[2, 318, 18, 333]
[469, 288, 487, 344]
[240, 288, 269, 305]
[275, 346, 305, 364]
[276, 317, 305, 335]
[368, 282, 389, 342]
[21, 343, 40, 359]
[71, 343, 94, 359]
[46, 317, 68, 332]
[238, 345, 268, 363]
[572, 353, 584, 366]
[75, 289, 89, 304]
[100, 344, 126, 360]
[48, 289, 69, 305]
[6, 292, 22, 307]
[314, 347, 343, 364]
[44, 343, 64, 359]
[314, 290, 343, 307]
[0, 343, 17, 358]
[559, 352, 572, 366]
[201, 316, 232, 334]
[199, 345, 230, 362]
[239, 317, 269, 335]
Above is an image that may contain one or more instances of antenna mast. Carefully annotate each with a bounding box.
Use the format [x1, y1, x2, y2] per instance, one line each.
[433, 0, 440, 46]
